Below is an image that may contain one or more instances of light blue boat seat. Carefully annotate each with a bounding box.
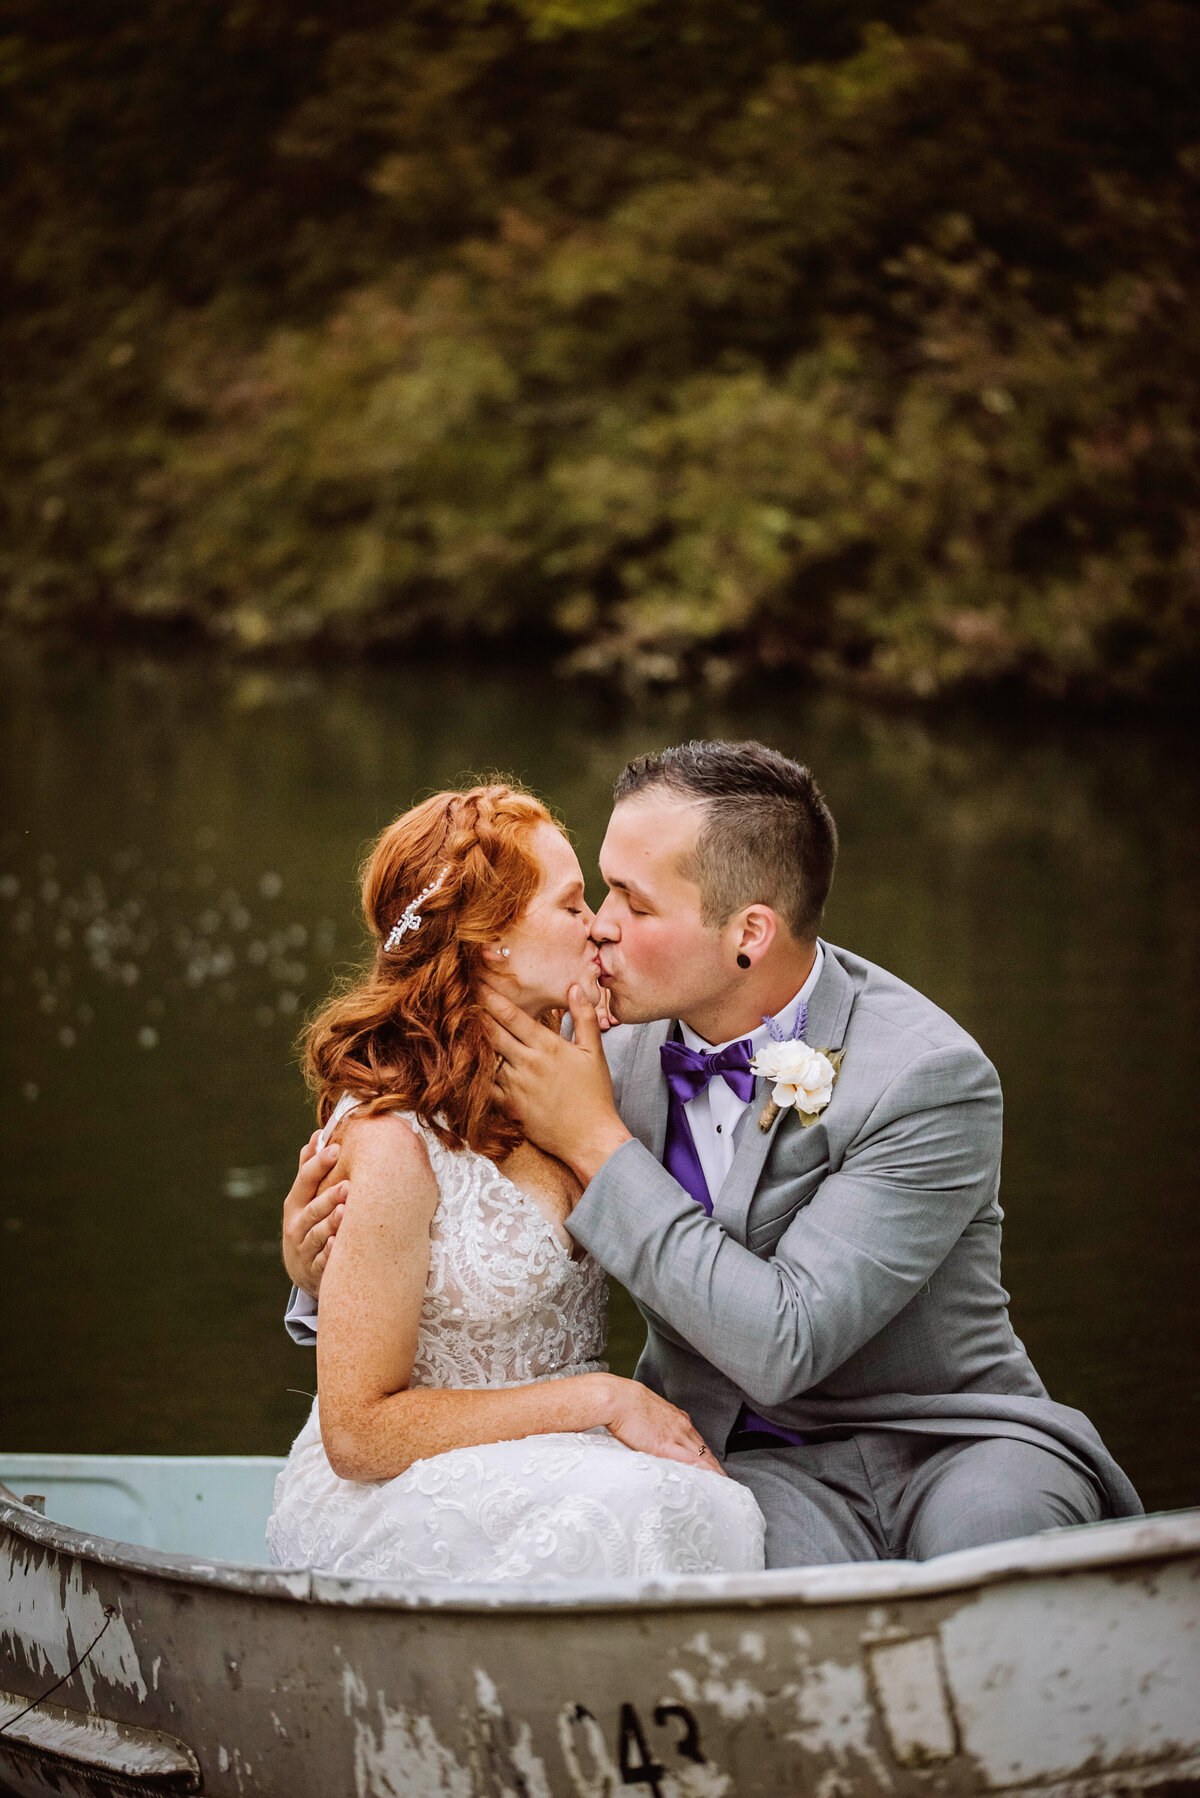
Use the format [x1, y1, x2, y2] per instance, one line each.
[0, 1454, 284, 1562]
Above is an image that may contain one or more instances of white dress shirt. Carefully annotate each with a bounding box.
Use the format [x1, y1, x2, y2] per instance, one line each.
[676, 942, 824, 1203]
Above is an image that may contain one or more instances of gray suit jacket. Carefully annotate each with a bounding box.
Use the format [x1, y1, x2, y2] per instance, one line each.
[570, 941, 1141, 1519]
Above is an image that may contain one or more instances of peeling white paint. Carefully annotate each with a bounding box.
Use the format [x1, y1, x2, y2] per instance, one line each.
[671, 1632, 767, 1721]
[506, 1722, 553, 1798]
[668, 1668, 700, 1705]
[0, 1686, 199, 1782]
[557, 1702, 619, 1798]
[354, 1702, 473, 1798]
[225, 1743, 254, 1795]
[75, 1599, 145, 1707]
[941, 1560, 1200, 1786]
[345, 1687, 473, 1798]
[782, 1654, 893, 1790]
[0, 1547, 73, 1682]
[703, 1678, 765, 1723]
[342, 1663, 369, 1714]
[813, 1772, 856, 1798]
[473, 1667, 502, 1717]
[0, 1544, 145, 1706]
[660, 1760, 732, 1798]
[682, 1631, 732, 1675]
[468, 1668, 552, 1798]
[668, 1672, 765, 1723]
[860, 1607, 908, 1645]
[868, 1636, 956, 1764]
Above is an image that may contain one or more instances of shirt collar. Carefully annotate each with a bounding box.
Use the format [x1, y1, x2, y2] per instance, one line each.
[679, 941, 825, 1056]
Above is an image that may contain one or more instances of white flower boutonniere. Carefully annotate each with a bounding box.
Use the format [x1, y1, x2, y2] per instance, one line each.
[752, 1040, 844, 1132]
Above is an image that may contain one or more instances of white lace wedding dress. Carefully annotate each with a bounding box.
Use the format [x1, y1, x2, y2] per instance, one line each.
[266, 1096, 764, 1583]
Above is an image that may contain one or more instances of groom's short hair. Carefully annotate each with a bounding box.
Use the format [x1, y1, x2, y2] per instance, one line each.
[613, 740, 837, 941]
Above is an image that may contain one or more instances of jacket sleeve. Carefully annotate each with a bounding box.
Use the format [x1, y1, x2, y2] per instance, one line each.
[567, 1042, 1002, 1408]
[284, 1284, 318, 1345]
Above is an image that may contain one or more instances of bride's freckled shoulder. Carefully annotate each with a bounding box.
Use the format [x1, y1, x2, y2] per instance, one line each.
[325, 1110, 440, 1229]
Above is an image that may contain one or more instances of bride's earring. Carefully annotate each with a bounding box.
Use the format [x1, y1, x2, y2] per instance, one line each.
[498, 947, 511, 959]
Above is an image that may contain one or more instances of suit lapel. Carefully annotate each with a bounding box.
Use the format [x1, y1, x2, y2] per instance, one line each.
[620, 1019, 673, 1159]
[711, 944, 857, 1242]
[801, 940, 855, 1056]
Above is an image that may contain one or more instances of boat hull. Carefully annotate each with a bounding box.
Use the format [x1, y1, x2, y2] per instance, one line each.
[2, 1481, 1198, 1798]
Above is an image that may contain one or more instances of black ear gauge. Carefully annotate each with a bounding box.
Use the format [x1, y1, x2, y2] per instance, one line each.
[736, 952, 751, 969]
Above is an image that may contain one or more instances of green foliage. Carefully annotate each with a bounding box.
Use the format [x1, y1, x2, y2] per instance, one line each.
[500, 0, 656, 35]
[3, 0, 1199, 699]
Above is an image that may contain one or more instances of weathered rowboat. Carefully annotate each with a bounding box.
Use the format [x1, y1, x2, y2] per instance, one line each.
[1, 1454, 1197, 1798]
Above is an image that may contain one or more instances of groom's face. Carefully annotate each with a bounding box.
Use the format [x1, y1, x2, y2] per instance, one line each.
[591, 795, 730, 1024]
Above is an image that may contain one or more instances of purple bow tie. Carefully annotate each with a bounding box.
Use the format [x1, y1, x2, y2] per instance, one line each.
[660, 1037, 757, 1106]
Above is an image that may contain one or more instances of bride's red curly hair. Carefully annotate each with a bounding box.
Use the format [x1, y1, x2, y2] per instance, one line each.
[303, 783, 557, 1159]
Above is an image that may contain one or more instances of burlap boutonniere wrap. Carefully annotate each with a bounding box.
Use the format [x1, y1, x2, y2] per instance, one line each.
[752, 1040, 844, 1132]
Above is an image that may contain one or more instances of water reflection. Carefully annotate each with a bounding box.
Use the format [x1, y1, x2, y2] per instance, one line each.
[0, 644, 1196, 1512]
[0, 850, 341, 1074]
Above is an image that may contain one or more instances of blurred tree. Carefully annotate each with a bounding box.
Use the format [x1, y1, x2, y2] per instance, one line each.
[2, 0, 1197, 700]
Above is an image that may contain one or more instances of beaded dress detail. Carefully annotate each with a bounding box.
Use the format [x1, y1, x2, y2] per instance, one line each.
[266, 1096, 764, 1582]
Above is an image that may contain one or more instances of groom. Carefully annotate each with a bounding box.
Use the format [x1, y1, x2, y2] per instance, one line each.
[283, 739, 1139, 1565]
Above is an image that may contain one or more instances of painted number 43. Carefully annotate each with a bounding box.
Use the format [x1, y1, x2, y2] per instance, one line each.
[560, 1699, 706, 1797]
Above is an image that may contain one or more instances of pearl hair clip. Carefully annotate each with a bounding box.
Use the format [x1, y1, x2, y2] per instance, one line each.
[384, 866, 450, 952]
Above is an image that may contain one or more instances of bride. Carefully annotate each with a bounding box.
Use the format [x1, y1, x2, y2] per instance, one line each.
[266, 782, 764, 1582]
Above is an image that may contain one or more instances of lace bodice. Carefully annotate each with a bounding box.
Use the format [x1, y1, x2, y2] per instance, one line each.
[319, 1094, 608, 1391]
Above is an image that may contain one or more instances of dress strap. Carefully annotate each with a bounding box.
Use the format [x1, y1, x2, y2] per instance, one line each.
[317, 1091, 363, 1150]
[316, 1093, 446, 1164]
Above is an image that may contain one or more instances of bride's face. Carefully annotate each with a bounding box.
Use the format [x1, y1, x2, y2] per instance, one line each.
[486, 824, 601, 1017]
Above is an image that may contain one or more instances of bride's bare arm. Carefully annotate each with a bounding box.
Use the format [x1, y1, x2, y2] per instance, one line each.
[316, 1115, 718, 1482]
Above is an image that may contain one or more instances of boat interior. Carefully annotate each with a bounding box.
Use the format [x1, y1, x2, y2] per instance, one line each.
[0, 1455, 283, 1563]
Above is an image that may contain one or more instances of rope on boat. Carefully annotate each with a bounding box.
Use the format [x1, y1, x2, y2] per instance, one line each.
[0, 1609, 115, 1735]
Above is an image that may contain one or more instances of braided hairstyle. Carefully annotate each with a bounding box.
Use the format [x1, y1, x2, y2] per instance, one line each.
[303, 783, 556, 1158]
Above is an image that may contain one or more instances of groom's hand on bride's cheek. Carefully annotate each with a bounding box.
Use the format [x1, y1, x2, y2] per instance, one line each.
[482, 983, 632, 1185]
[281, 1131, 349, 1298]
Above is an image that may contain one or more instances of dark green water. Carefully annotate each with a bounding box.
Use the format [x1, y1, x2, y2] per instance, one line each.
[1, 646, 1197, 1514]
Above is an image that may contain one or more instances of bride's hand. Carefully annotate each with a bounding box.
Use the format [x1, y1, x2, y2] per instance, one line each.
[282, 1132, 348, 1297]
[594, 1374, 727, 1476]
